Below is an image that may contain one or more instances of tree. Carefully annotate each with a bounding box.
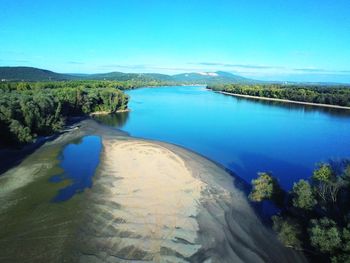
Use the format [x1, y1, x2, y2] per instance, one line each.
[249, 160, 350, 262]
[9, 120, 32, 144]
[312, 164, 345, 203]
[309, 218, 342, 254]
[343, 164, 350, 185]
[249, 172, 284, 207]
[331, 226, 350, 263]
[0, 81, 129, 146]
[208, 83, 350, 107]
[272, 216, 302, 249]
[313, 164, 333, 182]
[292, 179, 316, 210]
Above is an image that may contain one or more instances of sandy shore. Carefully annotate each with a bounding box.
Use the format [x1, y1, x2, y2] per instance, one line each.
[216, 90, 350, 110]
[0, 120, 306, 262]
[76, 137, 306, 262]
[0, 120, 126, 263]
[89, 109, 130, 116]
[77, 139, 203, 262]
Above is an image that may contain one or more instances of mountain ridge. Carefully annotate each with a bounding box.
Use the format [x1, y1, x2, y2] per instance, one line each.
[0, 66, 259, 84]
[1, 66, 349, 86]
[0, 66, 78, 81]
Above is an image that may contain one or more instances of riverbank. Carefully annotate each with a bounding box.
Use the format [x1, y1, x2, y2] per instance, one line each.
[0, 119, 306, 262]
[89, 108, 130, 116]
[0, 117, 88, 175]
[73, 124, 306, 262]
[214, 90, 350, 110]
[0, 113, 126, 175]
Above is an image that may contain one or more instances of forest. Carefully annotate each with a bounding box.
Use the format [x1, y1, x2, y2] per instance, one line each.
[209, 84, 350, 107]
[0, 81, 129, 146]
[249, 160, 350, 262]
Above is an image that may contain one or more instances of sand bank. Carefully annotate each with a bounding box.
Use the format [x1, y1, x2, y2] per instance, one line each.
[216, 91, 350, 110]
[89, 109, 130, 116]
[0, 120, 126, 262]
[76, 137, 306, 262]
[0, 120, 306, 262]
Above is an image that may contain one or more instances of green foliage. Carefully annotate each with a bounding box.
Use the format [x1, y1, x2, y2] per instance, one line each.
[249, 160, 350, 262]
[272, 216, 302, 249]
[313, 164, 333, 182]
[312, 163, 346, 204]
[0, 81, 129, 146]
[309, 218, 342, 253]
[209, 84, 350, 107]
[0, 66, 77, 81]
[249, 172, 284, 206]
[249, 172, 274, 201]
[9, 120, 33, 143]
[331, 226, 350, 263]
[332, 255, 350, 263]
[0, 66, 256, 84]
[292, 179, 316, 210]
[343, 165, 350, 184]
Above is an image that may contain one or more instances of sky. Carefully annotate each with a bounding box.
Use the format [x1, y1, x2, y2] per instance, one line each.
[1, 0, 350, 83]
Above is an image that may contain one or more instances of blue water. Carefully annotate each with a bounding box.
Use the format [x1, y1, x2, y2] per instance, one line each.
[99, 86, 350, 189]
[50, 135, 102, 202]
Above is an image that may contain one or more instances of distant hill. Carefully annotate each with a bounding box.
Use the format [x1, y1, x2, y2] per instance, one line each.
[84, 72, 174, 82]
[172, 71, 259, 84]
[0, 67, 77, 81]
[2, 66, 349, 86]
[85, 71, 256, 84]
[0, 66, 259, 84]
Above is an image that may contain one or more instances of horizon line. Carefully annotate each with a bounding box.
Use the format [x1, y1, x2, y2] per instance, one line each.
[2, 65, 350, 85]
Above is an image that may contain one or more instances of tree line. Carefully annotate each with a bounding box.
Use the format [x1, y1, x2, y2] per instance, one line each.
[249, 160, 350, 262]
[0, 81, 129, 146]
[0, 79, 168, 92]
[209, 84, 350, 107]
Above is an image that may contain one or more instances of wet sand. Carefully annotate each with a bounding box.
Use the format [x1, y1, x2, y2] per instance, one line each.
[76, 137, 306, 262]
[0, 120, 306, 262]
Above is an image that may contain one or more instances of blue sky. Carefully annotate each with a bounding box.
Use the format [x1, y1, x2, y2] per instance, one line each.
[1, 0, 350, 82]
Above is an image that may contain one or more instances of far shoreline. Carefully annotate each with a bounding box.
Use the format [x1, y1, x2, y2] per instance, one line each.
[89, 108, 130, 116]
[213, 90, 350, 110]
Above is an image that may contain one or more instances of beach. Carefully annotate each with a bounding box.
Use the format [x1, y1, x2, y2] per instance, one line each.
[215, 90, 350, 110]
[74, 129, 306, 262]
[0, 120, 306, 262]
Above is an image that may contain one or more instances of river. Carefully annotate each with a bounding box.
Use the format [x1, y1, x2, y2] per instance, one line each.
[95, 85, 350, 189]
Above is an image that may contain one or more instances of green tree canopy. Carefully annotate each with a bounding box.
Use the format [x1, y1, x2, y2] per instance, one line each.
[0, 81, 129, 146]
[309, 218, 342, 254]
[249, 172, 284, 207]
[292, 179, 316, 210]
[313, 164, 333, 182]
[272, 216, 302, 249]
[249, 160, 350, 262]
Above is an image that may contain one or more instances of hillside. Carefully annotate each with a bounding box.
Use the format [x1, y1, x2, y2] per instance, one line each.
[84, 72, 174, 82]
[172, 71, 258, 84]
[0, 66, 259, 84]
[86, 71, 258, 84]
[0, 67, 77, 81]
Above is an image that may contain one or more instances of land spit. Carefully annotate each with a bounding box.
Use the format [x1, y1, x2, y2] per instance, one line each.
[0, 120, 306, 262]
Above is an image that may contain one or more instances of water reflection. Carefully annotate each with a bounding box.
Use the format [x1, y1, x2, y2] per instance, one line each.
[92, 111, 130, 128]
[231, 95, 350, 118]
[50, 135, 102, 202]
[227, 151, 311, 189]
